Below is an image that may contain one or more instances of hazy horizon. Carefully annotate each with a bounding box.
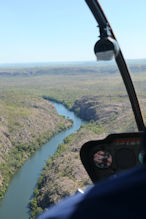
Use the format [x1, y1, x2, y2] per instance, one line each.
[0, 58, 145, 69]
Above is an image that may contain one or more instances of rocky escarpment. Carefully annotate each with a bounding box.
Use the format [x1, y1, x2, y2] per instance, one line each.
[72, 96, 127, 123]
[72, 95, 139, 133]
[0, 95, 72, 199]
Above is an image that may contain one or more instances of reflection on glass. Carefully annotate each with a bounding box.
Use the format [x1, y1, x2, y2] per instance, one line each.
[138, 151, 144, 164]
[93, 151, 112, 169]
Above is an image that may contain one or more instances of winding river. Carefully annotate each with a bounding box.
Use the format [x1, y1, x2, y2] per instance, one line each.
[0, 101, 85, 219]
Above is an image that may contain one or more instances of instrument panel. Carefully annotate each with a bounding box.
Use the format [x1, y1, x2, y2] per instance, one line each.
[80, 132, 143, 183]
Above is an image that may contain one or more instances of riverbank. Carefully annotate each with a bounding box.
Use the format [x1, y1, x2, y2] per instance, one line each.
[0, 95, 72, 200]
[30, 97, 139, 218]
[0, 63, 145, 218]
[0, 101, 84, 219]
[30, 124, 106, 218]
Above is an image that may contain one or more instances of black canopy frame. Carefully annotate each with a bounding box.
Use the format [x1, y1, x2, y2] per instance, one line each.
[85, 0, 145, 131]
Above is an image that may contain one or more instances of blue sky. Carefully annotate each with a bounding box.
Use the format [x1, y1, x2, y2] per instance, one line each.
[0, 0, 146, 63]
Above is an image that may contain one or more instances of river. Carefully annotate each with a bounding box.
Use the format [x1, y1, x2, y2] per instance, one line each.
[0, 101, 85, 219]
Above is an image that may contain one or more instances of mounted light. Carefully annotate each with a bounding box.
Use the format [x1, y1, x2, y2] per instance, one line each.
[94, 36, 119, 61]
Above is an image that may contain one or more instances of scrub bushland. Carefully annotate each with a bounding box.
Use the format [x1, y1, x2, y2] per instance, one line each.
[0, 92, 72, 200]
[0, 62, 146, 215]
